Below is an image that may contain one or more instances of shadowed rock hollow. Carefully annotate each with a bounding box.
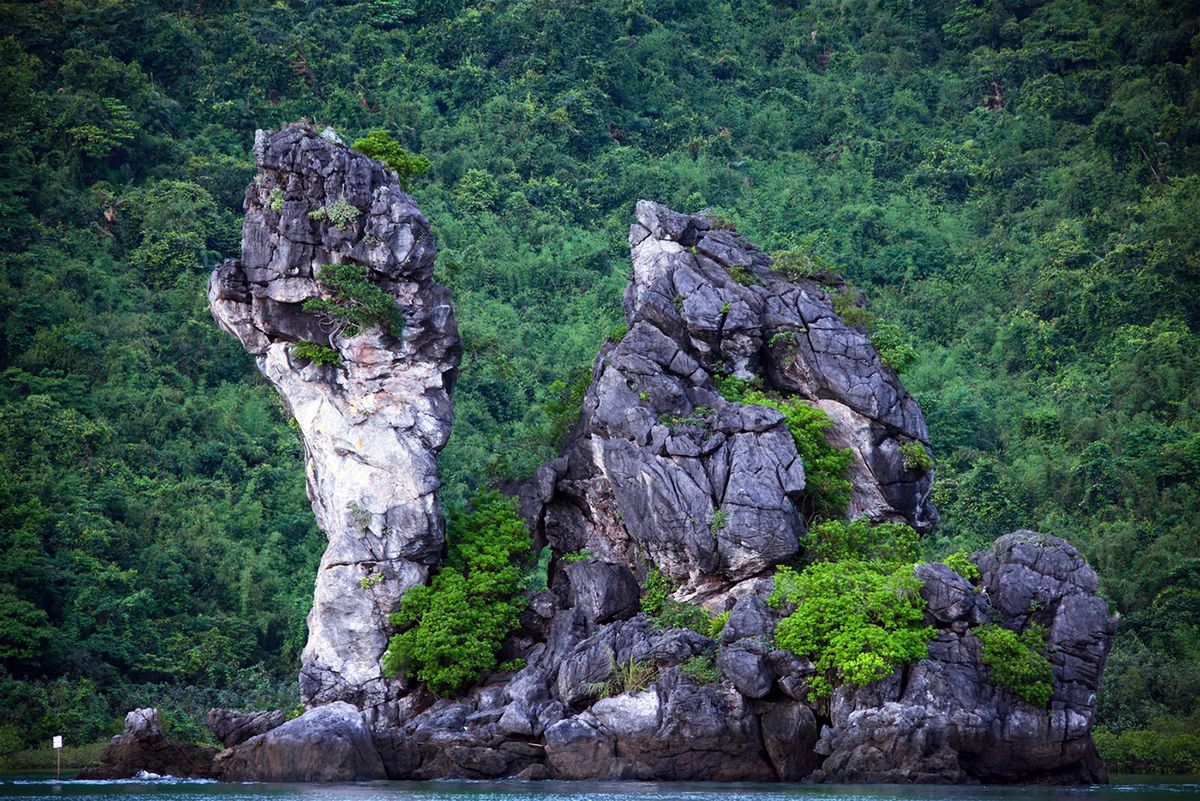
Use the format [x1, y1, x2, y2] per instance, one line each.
[208, 123, 461, 722]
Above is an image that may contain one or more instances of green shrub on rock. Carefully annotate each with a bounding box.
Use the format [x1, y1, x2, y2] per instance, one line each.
[383, 491, 531, 696]
[943, 549, 981, 582]
[975, 623, 1053, 707]
[350, 129, 431, 189]
[770, 560, 934, 697]
[303, 263, 404, 339]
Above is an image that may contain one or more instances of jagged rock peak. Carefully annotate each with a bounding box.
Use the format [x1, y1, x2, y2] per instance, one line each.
[208, 123, 461, 723]
[524, 200, 935, 599]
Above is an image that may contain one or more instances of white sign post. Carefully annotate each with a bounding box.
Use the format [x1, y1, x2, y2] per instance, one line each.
[52, 735, 62, 781]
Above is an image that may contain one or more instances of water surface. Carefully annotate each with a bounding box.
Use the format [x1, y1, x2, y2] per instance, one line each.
[2, 776, 1197, 801]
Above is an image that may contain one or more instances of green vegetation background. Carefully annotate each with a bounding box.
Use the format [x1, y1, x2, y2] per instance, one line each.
[0, 0, 1197, 773]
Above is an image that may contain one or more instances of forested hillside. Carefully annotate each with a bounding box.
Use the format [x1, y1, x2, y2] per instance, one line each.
[1, 0, 1197, 771]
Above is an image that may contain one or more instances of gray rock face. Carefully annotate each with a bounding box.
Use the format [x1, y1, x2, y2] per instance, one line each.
[814, 533, 1117, 784]
[564, 560, 640, 624]
[207, 708, 285, 747]
[208, 124, 460, 721]
[525, 201, 935, 598]
[76, 708, 217, 779]
[215, 702, 385, 782]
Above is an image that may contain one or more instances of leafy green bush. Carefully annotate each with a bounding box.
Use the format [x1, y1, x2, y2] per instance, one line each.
[383, 491, 532, 695]
[680, 652, 720, 684]
[869, 321, 918, 373]
[561, 547, 592, 563]
[291, 341, 341, 365]
[770, 561, 934, 697]
[350, 130, 431, 189]
[586, 650, 657, 699]
[307, 196, 361, 229]
[802, 518, 920, 564]
[303, 263, 404, 338]
[943, 550, 981, 582]
[770, 238, 836, 281]
[974, 623, 1053, 707]
[741, 390, 853, 520]
[640, 567, 673, 616]
[900, 441, 933, 472]
[1094, 717, 1200, 774]
[728, 264, 764, 286]
[640, 566, 717, 636]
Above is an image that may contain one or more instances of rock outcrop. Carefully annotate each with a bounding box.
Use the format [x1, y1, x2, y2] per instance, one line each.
[208, 123, 460, 721]
[359, 203, 1113, 785]
[76, 708, 217, 779]
[214, 702, 386, 782]
[814, 531, 1117, 783]
[523, 200, 935, 600]
[185, 186, 1116, 785]
[207, 708, 285, 747]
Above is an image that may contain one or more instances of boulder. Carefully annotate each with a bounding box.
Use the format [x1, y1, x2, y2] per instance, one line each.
[760, 700, 821, 780]
[544, 716, 615, 779]
[207, 708, 285, 747]
[717, 640, 773, 699]
[215, 702, 385, 782]
[523, 201, 937, 600]
[564, 560, 640, 623]
[78, 708, 217, 780]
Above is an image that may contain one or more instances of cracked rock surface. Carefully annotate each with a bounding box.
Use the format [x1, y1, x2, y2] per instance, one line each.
[189, 193, 1116, 785]
[524, 201, 935, 600]
[208, 123, 460, 722]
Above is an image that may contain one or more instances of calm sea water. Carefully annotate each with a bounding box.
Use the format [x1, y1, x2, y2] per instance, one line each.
[2, 776, 1199, 801]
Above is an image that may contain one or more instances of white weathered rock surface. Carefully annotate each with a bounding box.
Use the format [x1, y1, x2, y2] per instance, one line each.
[208, 124, 460, 721]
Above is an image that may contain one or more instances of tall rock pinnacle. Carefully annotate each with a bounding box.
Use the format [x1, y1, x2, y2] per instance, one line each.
[209, 124, 460, 721]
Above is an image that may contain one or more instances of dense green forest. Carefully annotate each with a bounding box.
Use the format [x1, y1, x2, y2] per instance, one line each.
[1, 0, 1198, 772]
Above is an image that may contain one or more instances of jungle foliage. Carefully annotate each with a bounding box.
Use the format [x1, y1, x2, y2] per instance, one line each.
[0, 0, 1198, 767]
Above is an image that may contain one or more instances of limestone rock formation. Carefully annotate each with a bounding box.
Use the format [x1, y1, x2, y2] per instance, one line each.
[189, 193, 1116, 786]
[207, 708, 285, 747]
[214, 702, 385, 782]
[360, 204, 1113, 786]
[208, 124, 460, 721]
[76, 708, 217, 779]
[814, 532, 1118, 783]
[524, 200, 935, 599]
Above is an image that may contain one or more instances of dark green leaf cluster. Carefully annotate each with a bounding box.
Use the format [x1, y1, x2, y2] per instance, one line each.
[801, 518, 921, 565]
[1094, 713, 1200, 774]
[679, 652, 720, 685]
[351, 130, 432, 190]
[302, 263, 404, 339]
[974, 623, 1054, 708]
[290, 341, 341, 366]
[382, 491, 531, 696]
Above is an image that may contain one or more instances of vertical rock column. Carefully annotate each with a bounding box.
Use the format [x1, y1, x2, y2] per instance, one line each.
[208, 124, 460, 722]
